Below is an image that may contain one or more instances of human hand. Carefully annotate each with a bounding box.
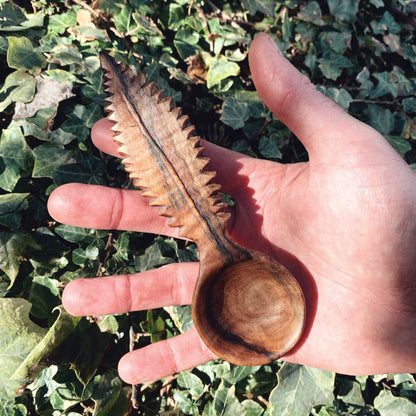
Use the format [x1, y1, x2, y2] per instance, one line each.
[47, 33, 416, 384]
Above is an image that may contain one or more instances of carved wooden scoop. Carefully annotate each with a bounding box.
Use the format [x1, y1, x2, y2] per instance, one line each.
[100, 53, 305, 366]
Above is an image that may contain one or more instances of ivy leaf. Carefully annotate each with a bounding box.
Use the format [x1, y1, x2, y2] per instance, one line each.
[220, 97, 249, 129]
[0, 193, 29, 229]
[174, 28, 200, 60]
[72, 246, 99, 265]
[297, 1, 325, 25]
[91, 369, 123, 416]
[241, 0, 276, 16]
[0, 231, 37, 288]
[320, 87, 353, 111]
[214, 382, 245, 415]
[207, 57, 240, 89]
[1, 70, 36, 103]
[32, 143, 72, 178]
[7, 36, 46, 73]
[259, 135, 282, 160]
[177, 371, 205, 399]
[165, 305, 194, 332]
[53, 156, 106, 186]
[0, 125, 34, 192]
[269, 363, 335, 416]
[12, 306, 80, 382]
[28, 275, 61, 320]
[14, 75, 74, 120]
[370, 72, 399, 98]
[134, 237, 176, 272]
[374, 389, 416, 416]
[173, 390, 199, 416]
[0, 298, 47, 398]
[327, 0, 359, 23]
[50, 44, 83, 66]
[48, 11, 77, 34]
[140, 310, 166, 343]
[54, 225, 99, 245]
[367, 104, 394, 136]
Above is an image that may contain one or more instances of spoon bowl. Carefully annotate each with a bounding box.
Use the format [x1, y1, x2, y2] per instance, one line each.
[193, 248, 305, 365]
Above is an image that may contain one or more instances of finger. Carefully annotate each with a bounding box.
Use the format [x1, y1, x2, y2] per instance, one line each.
[249, 33, 385, 161]
[48, 182, 178, 236]
[62, 262, 198, 316]
[118, 327, 217, 384]
[91, 118, 263, 197]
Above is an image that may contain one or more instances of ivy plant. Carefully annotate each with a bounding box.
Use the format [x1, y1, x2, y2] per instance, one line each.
[0, 0, 415, 415]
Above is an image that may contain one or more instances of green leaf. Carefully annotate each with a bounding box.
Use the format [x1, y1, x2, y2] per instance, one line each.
[72, 246, 99, 265]
[1, 70, 36, 103]
[207, 57, 240, 89]
[54, 224, 99, 244]
[32, 143, 72, 178]
[67, 320, 112, 387]
[173, 390, 199, 416]
[177, 371, 205, 399]
[370, 72, 399, 98]
[321, 87, 353, 111]
[374, 389, 416, 416]
[50, 44, 83, 66]
[0, 125, 34, 192]
[53, 156, 106, 186]
[0, 298, 47, 398]
[91, 369, 123, 416]
[135, 237, 176, 272]
[140, 310, 166, 342]
[319, 31, 351, 54]
[7, 36, 46, 73]
[174, 28, 200, 60]
[356, 67, 374, 97]
[72, 103, 103, 128]
[221, 97, 249, 129]
[269, 363, 335, 416]
[259, 135, 282, 160]
[242, 399, 264, 415]
[337, 378, 365, 408]
[12, 306, 80, 381]
[214, 382, 245, 415]
[0, 3, 26, 29]
[242, 0, 276, 16]
[327, 0, 359, 23]
[0, 192, 29, 229]
[403, 97, 416, 113]
[297, 2, 325, 25]
[0, 231, 36, 288]
[165, 305, 194, 332]
[386, 135, 411, 157]
[367, 104, 394, 136]
[28, 275, 61, 320]
[48, 11, 77, 35]
[224, 365, 261, 385]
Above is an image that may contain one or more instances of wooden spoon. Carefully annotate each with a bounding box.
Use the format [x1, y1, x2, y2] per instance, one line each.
[100, 52, 305, 365]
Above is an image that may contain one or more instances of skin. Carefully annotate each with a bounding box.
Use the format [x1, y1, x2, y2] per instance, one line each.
[48, 34, 416, 384]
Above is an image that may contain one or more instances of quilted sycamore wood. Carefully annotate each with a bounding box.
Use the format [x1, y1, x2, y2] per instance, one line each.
[100, 52, 306, 365]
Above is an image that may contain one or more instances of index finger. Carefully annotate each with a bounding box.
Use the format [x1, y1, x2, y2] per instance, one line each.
[91, 118, 260, 198]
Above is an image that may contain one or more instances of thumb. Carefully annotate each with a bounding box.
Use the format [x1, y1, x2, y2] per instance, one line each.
[248, 34, 385, 162]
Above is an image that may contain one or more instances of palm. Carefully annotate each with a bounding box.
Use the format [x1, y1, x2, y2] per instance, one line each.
[48, 34, 416, 383]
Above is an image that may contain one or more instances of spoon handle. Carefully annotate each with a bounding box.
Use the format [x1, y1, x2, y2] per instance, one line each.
[100, 53, 231, 252]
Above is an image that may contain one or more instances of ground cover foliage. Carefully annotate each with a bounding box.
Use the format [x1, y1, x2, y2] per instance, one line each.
[0, 0, 415, 414]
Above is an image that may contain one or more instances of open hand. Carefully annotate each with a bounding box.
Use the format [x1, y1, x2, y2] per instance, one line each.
[48, 33, 416, 384]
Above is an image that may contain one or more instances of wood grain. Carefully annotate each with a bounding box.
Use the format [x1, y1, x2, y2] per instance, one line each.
[100, 52, 306, 365]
